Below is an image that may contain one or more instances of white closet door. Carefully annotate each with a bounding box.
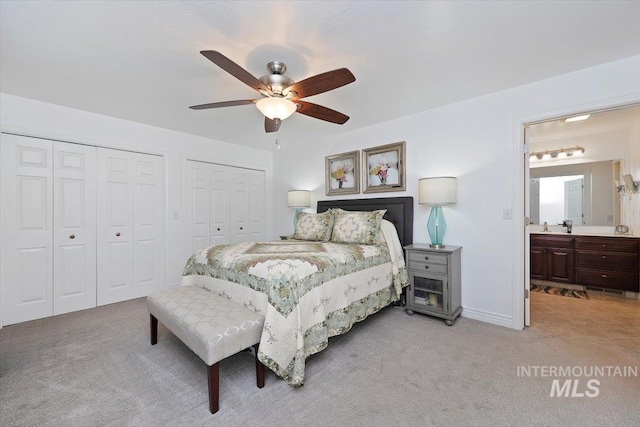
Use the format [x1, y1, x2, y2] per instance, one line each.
[230, 168, 249, 243]
[247, 170, 265, 242]
[132, 153, 164, 298]
[210, 164, 230, 246]
[0, 134, 54, 324]
[97, 148, 134, 306]
[186, 161, 210, 256]
[53, 142, 97, 315]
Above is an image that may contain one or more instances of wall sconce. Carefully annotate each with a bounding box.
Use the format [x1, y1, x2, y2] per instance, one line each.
[530, 145, 585, 162]
[616, 174, 639, 195]
[287, 190, 311, 227]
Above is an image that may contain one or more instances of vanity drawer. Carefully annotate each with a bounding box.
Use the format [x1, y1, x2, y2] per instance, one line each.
[531, 235, 573, 248]
[408, 261, 448, 275]
[575, 268, 638, 292]
[574, 237, 638, 253]
[408, 251, 448, 265]
[575, 250, 638, 272]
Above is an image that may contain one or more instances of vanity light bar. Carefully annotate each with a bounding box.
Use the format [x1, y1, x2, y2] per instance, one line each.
[530, 146, 585, 161]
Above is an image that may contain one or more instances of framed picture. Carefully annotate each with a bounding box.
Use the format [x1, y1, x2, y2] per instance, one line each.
[363, 141, 406, 193]
[325, 150, 360, 196]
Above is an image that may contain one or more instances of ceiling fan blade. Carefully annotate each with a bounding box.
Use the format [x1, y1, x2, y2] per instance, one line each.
[265, 117, 281, 133]
[200, 50, 272, 95]
[285, 68, 355, 99]
[189, 99, 257, 110]
[296, 100, 350, 124]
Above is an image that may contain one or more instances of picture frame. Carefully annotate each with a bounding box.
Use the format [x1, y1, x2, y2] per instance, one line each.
[363, 141, 406, 193]
[325, 150, 360, 196]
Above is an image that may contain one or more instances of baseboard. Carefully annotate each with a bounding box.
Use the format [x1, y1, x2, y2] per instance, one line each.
[461, 307, 515, 329]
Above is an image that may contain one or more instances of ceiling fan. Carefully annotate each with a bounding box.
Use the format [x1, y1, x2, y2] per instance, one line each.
[189, 51, 356, 133]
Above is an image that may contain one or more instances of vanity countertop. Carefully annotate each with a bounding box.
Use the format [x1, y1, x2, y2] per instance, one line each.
[530, 231, 639, 238]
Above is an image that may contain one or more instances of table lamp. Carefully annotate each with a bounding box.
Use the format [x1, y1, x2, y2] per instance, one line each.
[287, 190, 311, 227]
[419, 177, 457, 248]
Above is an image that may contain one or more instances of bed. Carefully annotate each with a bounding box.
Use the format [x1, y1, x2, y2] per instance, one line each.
[181, 197, 413, 386]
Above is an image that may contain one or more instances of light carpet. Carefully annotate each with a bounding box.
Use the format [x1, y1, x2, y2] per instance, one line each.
[0, 298, 638, 426]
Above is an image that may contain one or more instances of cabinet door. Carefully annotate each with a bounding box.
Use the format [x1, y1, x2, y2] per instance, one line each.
[186, 161, 210, 256]
[230, 168, 249, 243]
[132, 153, 164, 298]
[210, 164, 230, 246]
[407, 272, 447, 315]
[53, 142, 97, 315]
[0, 134, 54, 325]
[546, 248, 574, 283]
[97, 149, 134, 305]
[247, 170, 265, 242]
[530, 246, 546, 280]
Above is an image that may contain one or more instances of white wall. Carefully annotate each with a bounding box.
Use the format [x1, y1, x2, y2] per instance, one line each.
[0, 93, 274, 287]
[628, 119, 640, 234]
[273, 55, 640, 328]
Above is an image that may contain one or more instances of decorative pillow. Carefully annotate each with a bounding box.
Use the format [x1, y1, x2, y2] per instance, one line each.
[330, 209, 386, 245]
[293, 211, 334, 241]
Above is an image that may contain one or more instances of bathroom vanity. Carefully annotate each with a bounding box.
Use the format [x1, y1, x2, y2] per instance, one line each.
[530, 232, 640, 293]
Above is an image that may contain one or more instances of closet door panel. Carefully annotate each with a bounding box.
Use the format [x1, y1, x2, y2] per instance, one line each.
[53, 142, 97, 315]
[132, 153, 164, 298]
[210, 164, 230, 246]
[230, 168, 249, 243]
[97, 149, 133, 305]
[247, 170, 265, 242]
[187, 161, 210, 256]
[1, 135, 53, 325]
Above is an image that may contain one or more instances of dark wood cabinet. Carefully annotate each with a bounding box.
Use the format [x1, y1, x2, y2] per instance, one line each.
[574, 236, 639, 292]
[530, 234, 640, 293]
[530, 235, 574, 283]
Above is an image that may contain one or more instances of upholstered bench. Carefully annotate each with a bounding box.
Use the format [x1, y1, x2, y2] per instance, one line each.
[147, 285, 266, 414]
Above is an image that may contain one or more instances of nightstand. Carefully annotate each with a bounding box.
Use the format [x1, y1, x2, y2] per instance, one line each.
[403, 244, 462, 326]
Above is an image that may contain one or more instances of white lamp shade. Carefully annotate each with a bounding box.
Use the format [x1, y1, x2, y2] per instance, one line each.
[419, 177, 457, 205]
[256, 97, 297, 120]
[287, 190, 310, 208]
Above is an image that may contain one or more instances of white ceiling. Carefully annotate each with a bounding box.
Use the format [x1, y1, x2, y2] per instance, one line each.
[2, 1, 640, 150]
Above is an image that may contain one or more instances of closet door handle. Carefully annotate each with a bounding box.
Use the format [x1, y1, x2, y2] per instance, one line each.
[116, 232, 121, 237]
[69, 234, 75, 239]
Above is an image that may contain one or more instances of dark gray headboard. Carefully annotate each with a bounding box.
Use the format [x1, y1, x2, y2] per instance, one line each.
[317, 197, 413, 248]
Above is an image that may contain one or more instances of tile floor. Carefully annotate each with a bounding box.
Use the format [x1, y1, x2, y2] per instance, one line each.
[530, 290, 640, 357]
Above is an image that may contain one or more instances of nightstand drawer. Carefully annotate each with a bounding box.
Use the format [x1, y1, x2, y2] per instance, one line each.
[408, 261, 448, 275]
[408, 251, 447, 265]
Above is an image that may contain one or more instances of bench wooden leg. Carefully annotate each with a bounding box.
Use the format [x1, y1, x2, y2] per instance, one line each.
[208, 362, 220, 414]
[255, 344, 265, 389]
[150, 314, 158, 345]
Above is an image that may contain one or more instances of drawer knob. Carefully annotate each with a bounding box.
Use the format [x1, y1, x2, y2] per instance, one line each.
[217, 228, 221, 231]
[601, 256, 606, 259]
[116, 232, 121, 237]
[601, 244, 606, 247]
[424, 256, 429, 261]
[69, 234, 75, 239]
[240, 227, 243, 230]
[424, 265, 429, 269]
[601, 274, 607, 278]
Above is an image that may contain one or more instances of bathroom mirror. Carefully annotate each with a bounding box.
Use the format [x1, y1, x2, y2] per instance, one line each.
[529, 160, 620, 226]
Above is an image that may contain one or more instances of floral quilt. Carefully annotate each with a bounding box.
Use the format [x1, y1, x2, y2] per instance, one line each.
[181, 230, 408, 387]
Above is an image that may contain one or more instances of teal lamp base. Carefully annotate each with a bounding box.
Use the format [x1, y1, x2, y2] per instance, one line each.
[293, 207, 303, 228]
[427, 205, 447, 248]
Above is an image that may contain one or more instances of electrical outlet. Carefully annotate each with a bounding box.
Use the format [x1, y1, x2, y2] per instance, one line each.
[503, 208, 512, 220]
[173, 211, 180, 219]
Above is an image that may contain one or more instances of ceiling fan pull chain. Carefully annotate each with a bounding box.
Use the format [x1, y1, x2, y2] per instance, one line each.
[275, 131, 281, 150]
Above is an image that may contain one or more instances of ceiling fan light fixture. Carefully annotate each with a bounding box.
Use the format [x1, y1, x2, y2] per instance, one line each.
[256, 97, 297, 120]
